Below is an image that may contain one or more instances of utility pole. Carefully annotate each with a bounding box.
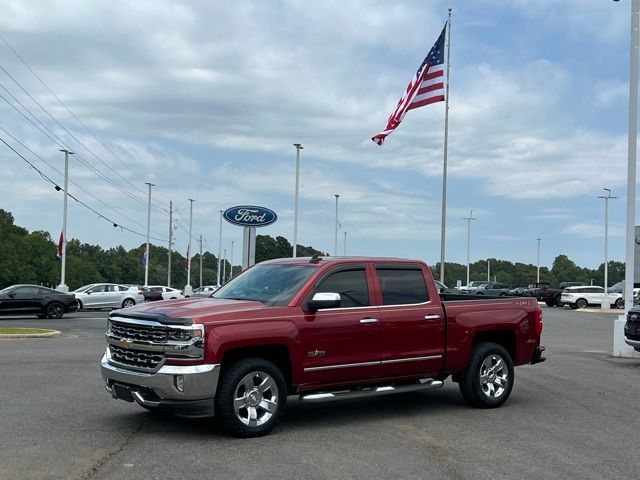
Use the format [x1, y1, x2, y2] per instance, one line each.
[230, 240, 235, 279]
[598, 188, 617, 309]
[343, 231, 347, 256]
[462, 209, 476, 286]
[223, 248, 227, 283]
[56, 149, 73, 292]
[536, 238, 541, 283]
[334, 194, 340, 256]
[185, 199, 195, 296]
[293, 143, 303, 257]
[217, 210, 223, 286]
[199, 234, 203, 289]
[487, 259, 490, 282]
[144, 182, 155, 286]
[167, 200, 172, 287]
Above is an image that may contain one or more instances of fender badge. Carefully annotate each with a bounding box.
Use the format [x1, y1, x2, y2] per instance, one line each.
[308, 349, 326, 358]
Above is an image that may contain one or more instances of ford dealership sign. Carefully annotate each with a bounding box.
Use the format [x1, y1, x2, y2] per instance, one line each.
[223, 206, 277, 228]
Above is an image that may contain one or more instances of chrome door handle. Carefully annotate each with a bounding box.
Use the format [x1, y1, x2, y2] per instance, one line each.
[360, 318, 379, 324]
[424, 314, 441, 320]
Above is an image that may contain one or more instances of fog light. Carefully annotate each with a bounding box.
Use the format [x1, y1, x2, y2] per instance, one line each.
[174, 375, 184, 392]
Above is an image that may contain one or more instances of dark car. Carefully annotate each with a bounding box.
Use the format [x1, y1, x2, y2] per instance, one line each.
[527, 282, 551, 299]
[540, 281, 588, 307]
[0, 284, 79, 319]
[624, 306, 640, 352]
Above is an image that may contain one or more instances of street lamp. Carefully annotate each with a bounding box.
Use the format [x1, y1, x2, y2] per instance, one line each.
[462, 209, 476, 286]
[536, 238, 541, 283]
[598, 188, 617, 309]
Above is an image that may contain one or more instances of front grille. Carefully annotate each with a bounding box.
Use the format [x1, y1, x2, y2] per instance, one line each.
[109, 321, 190, 342]
[109, 344, 163, 370]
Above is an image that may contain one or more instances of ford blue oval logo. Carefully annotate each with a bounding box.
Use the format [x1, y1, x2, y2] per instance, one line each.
[223, 206, 277, 227]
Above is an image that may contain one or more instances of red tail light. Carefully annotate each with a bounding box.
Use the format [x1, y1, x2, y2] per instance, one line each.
[138, 291, 145, 295]
[534, 309, 543, 335]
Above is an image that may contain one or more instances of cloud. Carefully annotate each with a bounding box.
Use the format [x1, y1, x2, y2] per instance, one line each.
[562, 223, 625, 239]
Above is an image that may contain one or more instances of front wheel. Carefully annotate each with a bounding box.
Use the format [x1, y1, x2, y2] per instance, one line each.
[459, 342, 514, 408]
[615, 298, 624, 309]
[555, 298, 565, 307]
[215, 358, 287, 437]
[46, 302, 64, 319]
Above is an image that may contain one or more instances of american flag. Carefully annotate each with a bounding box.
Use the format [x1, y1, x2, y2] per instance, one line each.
[372, 23, 447, 146]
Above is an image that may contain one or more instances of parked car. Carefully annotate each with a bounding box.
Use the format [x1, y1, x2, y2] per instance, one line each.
[147, 286, 185, 301]
[73, 283, 145, 310]
[527, 283, 551, 299]
[624, 306, 640, 352]
[509, 287, 529, 296]
[137, 286, 163, 303]
[540, 281, 588, 307]
[560, 286, 623, 309]
[101, 256, 545, 437]
[457, 280, 487, 293]
[190, 285, 218, 298]
[475, 282, 511, 296]
[0, 284, 78, 319]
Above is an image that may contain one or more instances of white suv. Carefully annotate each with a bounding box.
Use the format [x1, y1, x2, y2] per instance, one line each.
[561, 286, 623, 309]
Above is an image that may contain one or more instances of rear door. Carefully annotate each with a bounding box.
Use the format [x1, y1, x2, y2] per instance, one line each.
[373, 264, 445, 377]
[298, 264, 383, 386]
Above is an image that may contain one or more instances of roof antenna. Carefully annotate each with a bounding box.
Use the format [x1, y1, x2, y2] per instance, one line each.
[309, 254, 322, 264]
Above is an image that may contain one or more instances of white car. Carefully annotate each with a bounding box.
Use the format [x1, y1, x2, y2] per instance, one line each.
[561, 286, 623, 309]
[147, 286, 185, 300]
[190, 285, 219, 298]
[458, 281, 487, 293]
[73, 283, 145, 310]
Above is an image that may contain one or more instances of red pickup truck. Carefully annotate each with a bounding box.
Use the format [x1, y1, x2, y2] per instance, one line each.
[101, 256, 545, 437]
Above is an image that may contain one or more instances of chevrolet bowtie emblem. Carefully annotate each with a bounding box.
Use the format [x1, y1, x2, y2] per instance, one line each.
[118, 339, 133, 348]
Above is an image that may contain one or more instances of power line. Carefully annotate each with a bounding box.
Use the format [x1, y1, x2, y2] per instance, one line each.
[0, 135, 168, 242]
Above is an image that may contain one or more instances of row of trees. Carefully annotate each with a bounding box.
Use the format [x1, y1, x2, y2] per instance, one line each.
[0, 209, 324, 290]
[0, 208, 625, 291]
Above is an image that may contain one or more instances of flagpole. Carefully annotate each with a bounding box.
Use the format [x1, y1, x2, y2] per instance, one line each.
[439, 8, 452, 284]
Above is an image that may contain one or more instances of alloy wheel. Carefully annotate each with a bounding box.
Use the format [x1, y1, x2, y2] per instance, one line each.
[233, 371, 279, 427]
[479, 354, 508, 399]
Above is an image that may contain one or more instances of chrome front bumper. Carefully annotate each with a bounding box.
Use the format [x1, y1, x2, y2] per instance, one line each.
[101, 352, 221, 402]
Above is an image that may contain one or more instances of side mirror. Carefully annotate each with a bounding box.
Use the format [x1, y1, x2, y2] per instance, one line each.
[304, 292, 341, 312]
[86, 290, 93, 294]
[8, 293, 16, 298]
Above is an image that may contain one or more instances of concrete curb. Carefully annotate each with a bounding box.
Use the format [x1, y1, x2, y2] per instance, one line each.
[577, 308, 623, 314]
[0, 329, 61, 339]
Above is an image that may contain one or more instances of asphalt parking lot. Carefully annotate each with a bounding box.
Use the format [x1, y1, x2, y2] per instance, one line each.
[1, 307, 639, 480]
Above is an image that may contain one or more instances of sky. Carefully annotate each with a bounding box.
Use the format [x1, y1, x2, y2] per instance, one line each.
[0, 0, 636, 273]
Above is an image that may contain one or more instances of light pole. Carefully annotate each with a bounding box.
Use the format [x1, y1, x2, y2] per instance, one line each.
[462, 209, 476, 286]
[222, 248, 227, 283]
[230, 240, 235, 279]
[334, 194, 340, 256]
[185, 199, 194, 296]
[343, 231, 347, 256]
[487, 259, 490, 282]
[167, 200, 173, 287]
[293, 143, 303, 257]
[536, 238, 541, 283]
[56, 148, 73, 292]
[599, 188, 617, 309]
[199, 234, 203, 289]
[144, 182, 155, 286]
[217, 210, 223, 286]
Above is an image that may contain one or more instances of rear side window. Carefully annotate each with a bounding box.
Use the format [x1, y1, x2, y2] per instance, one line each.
[376, 268, 428, 305]
[314, 268, 369, 308]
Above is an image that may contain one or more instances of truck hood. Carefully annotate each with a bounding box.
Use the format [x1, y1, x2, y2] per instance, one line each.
[110, 297, 270, 325]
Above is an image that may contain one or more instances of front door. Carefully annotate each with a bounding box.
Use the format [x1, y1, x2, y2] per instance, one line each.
[373, 265, 445, 378]
[298, 264, 382, 388]
[85, 284, 107, 307]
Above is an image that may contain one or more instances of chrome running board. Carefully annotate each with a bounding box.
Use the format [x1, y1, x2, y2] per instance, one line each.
[299, 378, 444, 402]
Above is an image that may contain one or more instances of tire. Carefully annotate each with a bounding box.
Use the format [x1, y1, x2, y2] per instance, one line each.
[555, 298, 565, 308]
[499, 292, 507, 297]
[459, 342, 514, 408]
[122, 298, 135, 308]
[615, 298, 624, 309]
[215, 357, 287, 438]
[77, 300, 83, 310]
[46, 302, 64, 319]
[545, 301, 554, 307]
[575, 298, 588, 309]
[570, 304, 579, 310]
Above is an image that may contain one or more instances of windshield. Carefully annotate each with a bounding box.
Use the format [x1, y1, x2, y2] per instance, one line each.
[73, 284, 96, 292]
[213, 263, 317, 306]
[0, 286, 14, 294]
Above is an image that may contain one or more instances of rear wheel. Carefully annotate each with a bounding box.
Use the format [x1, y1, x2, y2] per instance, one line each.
[215, 357, 287, 437]
[555, 297, 565, 307]
[615, 298, 624, 309]
[46, 302, 64, 319]
[122, 298, 135, 308]
[545, 301, 554, 307]
[459, 342, 514, 408]
[576, 298, 588, 309]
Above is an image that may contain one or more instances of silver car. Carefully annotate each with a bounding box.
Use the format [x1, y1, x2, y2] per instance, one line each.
[73, 283, 145, 310]
[190, 285, 218, 298]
